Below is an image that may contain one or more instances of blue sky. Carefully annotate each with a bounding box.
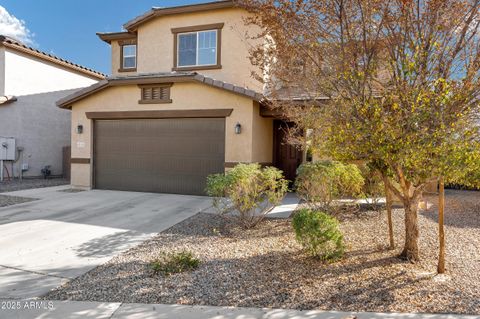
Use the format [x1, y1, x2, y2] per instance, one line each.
[0, 1, 206, 75]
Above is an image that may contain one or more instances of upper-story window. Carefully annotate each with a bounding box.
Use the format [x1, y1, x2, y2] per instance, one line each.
[120, 42, 137, 72]
[172, 23, 223, 71]
[123, 45, 137, 68]
[178, 30, 217, 67]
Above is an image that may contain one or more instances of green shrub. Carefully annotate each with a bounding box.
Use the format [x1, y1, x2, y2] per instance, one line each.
[292, 208, 345, 261]
[295, 160, 364, 212]
[150, 251, 200, 276]
[206, 163, 289, 229]
[358, 164, 385, 210]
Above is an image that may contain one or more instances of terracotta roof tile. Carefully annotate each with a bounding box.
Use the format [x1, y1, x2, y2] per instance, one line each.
[57, 72, 264, 108]
[0, 35, 105, 79]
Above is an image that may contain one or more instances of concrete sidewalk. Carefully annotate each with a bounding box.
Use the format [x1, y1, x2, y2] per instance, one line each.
[0, 301, 477, 319]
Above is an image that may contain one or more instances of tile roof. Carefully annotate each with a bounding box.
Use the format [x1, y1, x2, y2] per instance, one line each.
[57, 72, 264, 109]
[0, 35, 105, 80]
[0, 95, 17, 105]
[124, 0, 235, 31]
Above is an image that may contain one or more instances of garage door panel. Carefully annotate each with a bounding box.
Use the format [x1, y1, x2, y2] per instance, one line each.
[94, 118, 225, 195]
[97, 120, 223, 136]
[96, 134, 224, 155]
[97, 141, 224, 157]
[96, 157, 223, 175]
[95, 172, 209, 194]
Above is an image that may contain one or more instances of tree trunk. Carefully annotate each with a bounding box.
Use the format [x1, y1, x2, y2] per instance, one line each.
[438, 177, 446, 274]
[399, 196, 420, 262]
[383, 177, 395, 250]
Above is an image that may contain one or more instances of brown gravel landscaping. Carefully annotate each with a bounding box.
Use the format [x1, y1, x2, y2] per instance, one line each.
[45, 189, 480, 315]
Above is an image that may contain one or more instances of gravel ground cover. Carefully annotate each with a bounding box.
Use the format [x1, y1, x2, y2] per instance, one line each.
[45, 190, 480, 314]
[0, 178, 68, 193]
[0, 194, 37, 207]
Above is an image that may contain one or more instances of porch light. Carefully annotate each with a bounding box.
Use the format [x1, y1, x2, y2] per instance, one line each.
[76, 125, 84, 134]
[235, 123, 242, 134]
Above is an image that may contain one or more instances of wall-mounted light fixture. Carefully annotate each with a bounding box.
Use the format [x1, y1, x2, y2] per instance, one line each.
[235, 123, 242, 135]
[76, 124, 84, 134]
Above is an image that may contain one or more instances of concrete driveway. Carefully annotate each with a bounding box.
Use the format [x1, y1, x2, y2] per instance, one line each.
[0, 186, 212, 299]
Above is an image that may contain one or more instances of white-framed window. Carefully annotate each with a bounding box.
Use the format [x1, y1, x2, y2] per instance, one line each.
[122, 44, 137, 69]
[177, 30, 217, 67]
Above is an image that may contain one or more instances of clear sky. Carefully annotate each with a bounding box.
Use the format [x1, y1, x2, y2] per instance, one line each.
[0, 1, 206, 75]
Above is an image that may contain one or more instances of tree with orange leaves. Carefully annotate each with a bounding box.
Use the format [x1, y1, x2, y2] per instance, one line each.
[239, 0, 480, 263]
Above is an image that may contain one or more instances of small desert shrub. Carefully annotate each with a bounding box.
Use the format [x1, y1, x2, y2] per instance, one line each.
[206, 163, 289, 229]
[150, 251, 200, 276]
[295, 160, 364, 212]
[292, 208, 345, 261]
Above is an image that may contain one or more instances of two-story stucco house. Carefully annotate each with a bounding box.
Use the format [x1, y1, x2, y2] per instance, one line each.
[0, 35, 104, 179]
[57, 0, 303, 195]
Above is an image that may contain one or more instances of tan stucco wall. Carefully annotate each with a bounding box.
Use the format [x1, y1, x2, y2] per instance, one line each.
[111, 41, 122, 75]
[251, 102, 273, 163]
[111, 8, 262, 92]
[70, 82, 269, 188]
[70, 163, 91, 189]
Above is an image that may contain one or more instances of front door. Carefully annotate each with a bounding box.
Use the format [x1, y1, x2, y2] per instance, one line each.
[273, 120, 303, 183]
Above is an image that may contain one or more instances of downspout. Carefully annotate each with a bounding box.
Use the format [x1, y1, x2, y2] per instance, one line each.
[14, 146, 24, 180]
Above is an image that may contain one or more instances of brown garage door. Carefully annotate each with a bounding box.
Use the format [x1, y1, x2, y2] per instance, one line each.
[94, 118, 225, 195]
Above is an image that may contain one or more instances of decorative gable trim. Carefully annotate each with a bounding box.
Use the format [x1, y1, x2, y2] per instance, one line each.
[138, 83, 172, 104]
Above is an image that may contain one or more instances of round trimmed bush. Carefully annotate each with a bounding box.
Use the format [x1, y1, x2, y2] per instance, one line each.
[206, 163, 289, 229]
[292, 208, 345, 261]
[294, 160, 364, 212]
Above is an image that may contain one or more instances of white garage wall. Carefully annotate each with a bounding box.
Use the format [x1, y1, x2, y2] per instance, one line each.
[0, 47, 5, 96]
[0, 89, 77, 177]
[0, 46, 102, 178]
[3, 48, 98, 96]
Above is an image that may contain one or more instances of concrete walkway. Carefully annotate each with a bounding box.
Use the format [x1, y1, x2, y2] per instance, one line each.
[0, 186, 212, 299]
[267, 192, 300, 218]
[0, 301, 477, 319]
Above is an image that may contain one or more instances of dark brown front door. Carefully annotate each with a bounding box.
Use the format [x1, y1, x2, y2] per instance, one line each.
[273, 120, 303, 182]
[93, 118, 225, 195]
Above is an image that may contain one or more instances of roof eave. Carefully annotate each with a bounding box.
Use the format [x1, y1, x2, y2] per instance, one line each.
[0, 95, 17, 106]
[124, 0, 235, 31]
[57, 73, 263, 109]
[96, 32, 137, 44]
[57, 80, 110, 109]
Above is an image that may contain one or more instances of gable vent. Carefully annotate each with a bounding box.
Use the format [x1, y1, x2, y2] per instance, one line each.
[139, 84, 172, 104]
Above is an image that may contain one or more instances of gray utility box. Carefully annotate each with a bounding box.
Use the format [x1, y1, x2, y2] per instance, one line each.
[0, 137, 16, 161]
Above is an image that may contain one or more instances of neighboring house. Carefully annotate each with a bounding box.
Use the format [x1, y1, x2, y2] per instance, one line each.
[58, 0, 303, 195]
[0, 35, 104, 179]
